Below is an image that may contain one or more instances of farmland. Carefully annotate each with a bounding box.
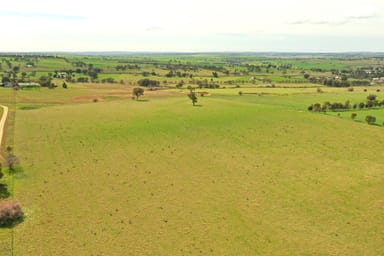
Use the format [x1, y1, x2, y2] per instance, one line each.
[0, 53, 384, 255]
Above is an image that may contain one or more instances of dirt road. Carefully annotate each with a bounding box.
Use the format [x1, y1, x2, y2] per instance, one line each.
[0, 105, 9, 148]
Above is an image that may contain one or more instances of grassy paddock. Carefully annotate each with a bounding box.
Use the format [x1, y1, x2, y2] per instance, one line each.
[0, 88, 381, 255]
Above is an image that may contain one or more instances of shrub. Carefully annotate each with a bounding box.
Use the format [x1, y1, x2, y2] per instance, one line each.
[364, 88, 367, 92]
[365, 115, 376, 124]
[238, 91, 243, 96]
[0, 200, 24, 227]
[351, 113, 357, 119]
[377, 89, 380, 92]
[316, 87, 323, 93]
[137, 78, 160, 87]
[347, 87, 354, 92]
[367, 94, 377, 101]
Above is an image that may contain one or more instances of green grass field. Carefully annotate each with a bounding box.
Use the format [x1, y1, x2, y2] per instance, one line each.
[0, 85, 383, 255]
[1, 52, 384, 255]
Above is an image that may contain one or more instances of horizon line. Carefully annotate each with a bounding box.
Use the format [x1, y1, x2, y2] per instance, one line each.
[1, 50, 384, 55]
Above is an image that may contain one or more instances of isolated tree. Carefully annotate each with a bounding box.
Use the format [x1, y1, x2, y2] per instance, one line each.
[132, 87, 144, 100]
[62, 82, 68, 89]
[187, 87, 198, 106]
[351, 113, 357, 120]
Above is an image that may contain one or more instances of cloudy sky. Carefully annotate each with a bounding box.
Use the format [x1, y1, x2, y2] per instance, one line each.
[1, 0, 383, 52]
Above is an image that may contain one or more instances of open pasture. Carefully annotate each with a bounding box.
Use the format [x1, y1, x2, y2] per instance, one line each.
[0, 53, 384, 255]
[0, 85, 382, 255]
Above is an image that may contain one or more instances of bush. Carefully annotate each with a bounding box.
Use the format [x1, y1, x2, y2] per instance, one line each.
[351, 113, 357, 119]
[347, 87, 354, 92]
[367, 94, 377, 101]
[365, 115, 376, 124]
[0, 200, 24, 227]
[137, 78, 160, 87]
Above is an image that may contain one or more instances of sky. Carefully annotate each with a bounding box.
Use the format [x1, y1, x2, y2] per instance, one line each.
[0, 0, 384, 52]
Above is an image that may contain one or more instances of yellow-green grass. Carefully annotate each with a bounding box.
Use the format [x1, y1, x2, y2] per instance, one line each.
[327, 108, 384, 126]
[0, 92, 382, 255]
[170, 86, 384, 99]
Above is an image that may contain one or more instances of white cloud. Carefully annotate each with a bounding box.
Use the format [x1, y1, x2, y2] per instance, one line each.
[0, 0, 383, 51]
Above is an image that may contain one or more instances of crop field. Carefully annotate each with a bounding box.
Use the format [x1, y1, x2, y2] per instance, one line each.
[0, 53, 384, 255]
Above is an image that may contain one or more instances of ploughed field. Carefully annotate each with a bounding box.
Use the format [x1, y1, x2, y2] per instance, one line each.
[1, 88, 383, 255]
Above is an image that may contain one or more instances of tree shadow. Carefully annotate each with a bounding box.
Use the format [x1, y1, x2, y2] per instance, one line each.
[0, 217, 24, 228]
[193, 104, 203, 107]
[7, 166, 24, 175]
[0, 184, 10, 199]
[137, 99, 149, 102]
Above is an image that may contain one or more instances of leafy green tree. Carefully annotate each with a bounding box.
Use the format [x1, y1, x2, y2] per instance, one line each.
[187, 87, 198, 106]
[132, 87, 144, 100]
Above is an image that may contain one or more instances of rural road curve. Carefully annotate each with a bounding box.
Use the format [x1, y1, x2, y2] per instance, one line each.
[0, 105, 9, 149]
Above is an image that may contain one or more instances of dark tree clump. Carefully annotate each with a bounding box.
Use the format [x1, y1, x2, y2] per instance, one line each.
[365, 115, 376, 124]
[0, 200, 24, 227]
